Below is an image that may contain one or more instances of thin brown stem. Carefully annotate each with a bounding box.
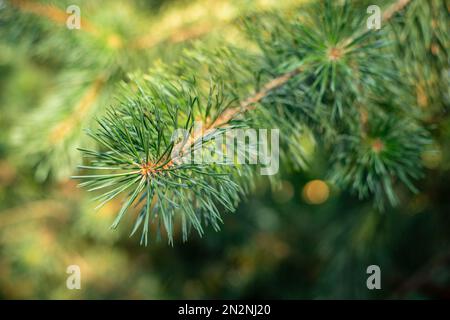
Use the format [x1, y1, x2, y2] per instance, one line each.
[171, 67, 303, 162]
[10, 0, 98, 34]
[382, 0, 411, 22]
[49, 76, 106, 144]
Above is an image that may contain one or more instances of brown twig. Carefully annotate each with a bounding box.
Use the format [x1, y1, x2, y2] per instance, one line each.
[10, 0, 98, 34]
[168, 66, 304, 164]
[382, 0, 411, 22]
[49, 76, 106, 144]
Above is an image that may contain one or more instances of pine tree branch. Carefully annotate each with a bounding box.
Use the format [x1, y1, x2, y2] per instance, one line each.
[343, 0, 412, 47]
[10, 0, 98, 34]
[175, 0, 414, 161]
[215, 0, 413, 124]
[170, 66, 304, 165]
[49, 76, 106, 144]
[73, 0, 422, 243]
[355, 0, 411, 136]
[211, 67, 304, 127]
[383, 0, 411, 22]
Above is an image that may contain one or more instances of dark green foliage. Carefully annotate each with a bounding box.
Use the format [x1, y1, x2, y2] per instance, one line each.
[329, 114, 430, 209]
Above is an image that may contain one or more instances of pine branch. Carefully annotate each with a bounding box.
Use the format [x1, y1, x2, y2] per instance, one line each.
[235, 0, 412, 116]
[182, 0, 415, 155]
[10, 0, 98, 34]
[382, 0, 411, 21]
[49, 75, 106, 144]
[175, 67, 304, 162]
[74, 0, 430, 244]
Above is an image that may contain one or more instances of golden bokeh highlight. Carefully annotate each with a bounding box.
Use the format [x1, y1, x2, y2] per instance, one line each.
[302, 180, 330, 205]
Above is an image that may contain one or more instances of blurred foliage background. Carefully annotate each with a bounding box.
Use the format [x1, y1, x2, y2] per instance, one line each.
[0, 0, 449, 299]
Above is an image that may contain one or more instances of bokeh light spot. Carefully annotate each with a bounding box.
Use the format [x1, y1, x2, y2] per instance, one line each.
[302, 180, 330, 205]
